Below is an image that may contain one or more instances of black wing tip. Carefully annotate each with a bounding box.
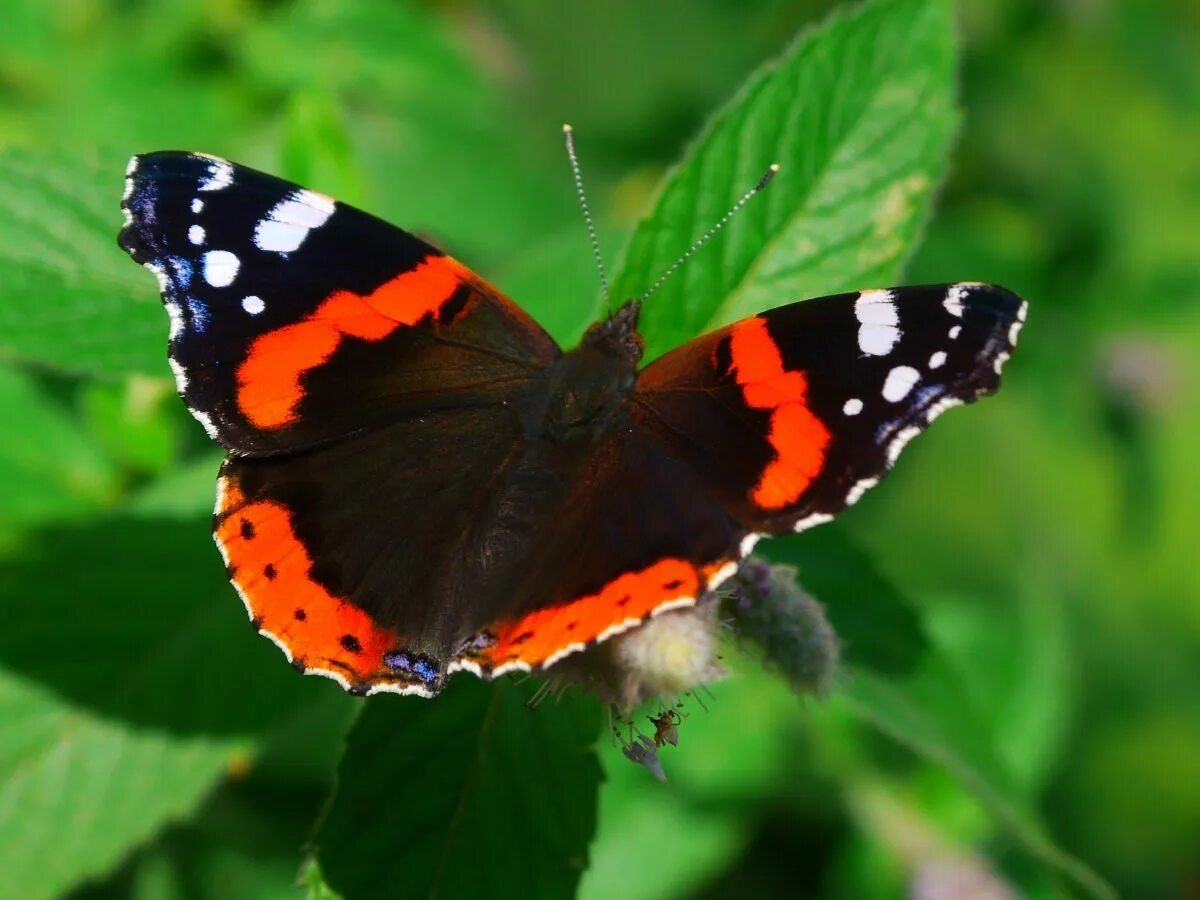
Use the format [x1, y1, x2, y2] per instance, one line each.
[119, 151, 232, 263]
[951, 281, 1028, 321]
[128, 149, 230, 170]
[965, 287, 1027, 395]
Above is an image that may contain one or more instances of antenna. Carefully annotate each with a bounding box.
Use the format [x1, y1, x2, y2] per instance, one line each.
[639, 162, 780, 302]
[563, 124, 611, 310]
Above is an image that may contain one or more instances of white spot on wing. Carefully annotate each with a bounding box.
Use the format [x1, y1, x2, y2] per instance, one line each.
[447, 658, 483, 678]
[364, 680, 436, 699]
[949, 325, 962, 339]
[793, 512, 834, 533]
[254, 190, 336, 254]
[650, 596, 698, 619]
[944, 284, 969, 318]
[122, 159, 137, 201]
[541, 641, 590, 670]
[490, 658, 534, 677]
[188, 224, 205, 245]
[886, 426, 922, 465]
[843, 398, 863, 416]
[191, 198, 204, 214]
[241, 295, 265, 315]
[226, 560, 253, 619]
[254, 221, 305, 254]
[928, 351, 947, 369]
[1006, 302, 1028, 352]
[926, 396, 963, 423]
[214, 474, 228, 520]
[168, 356, 188, 391]
[304, 666, 353, 693]
[203, 250, 240, 287]
[855, 290, 900, 356]
[845, 477, 879, 506]
[256, 628, 293, 662]
[882, 365, 920, 402]
[164, 301, 184, 341]
[706, 562, 738, 590]
[197, 156, 234, 192]
[193, 410, 220, 440]
[739, 534, 762, 558]
[144, 262, 169, 294]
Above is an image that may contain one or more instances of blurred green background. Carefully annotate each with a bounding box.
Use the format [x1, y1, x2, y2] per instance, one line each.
[0, 0, 1197, 898]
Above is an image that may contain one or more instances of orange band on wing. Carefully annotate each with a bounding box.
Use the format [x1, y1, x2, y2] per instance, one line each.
[215, 476, 401, 689]
[728, 317, 831, 509]
[236, 255, 469, 429]
[470, 558, 705, 673]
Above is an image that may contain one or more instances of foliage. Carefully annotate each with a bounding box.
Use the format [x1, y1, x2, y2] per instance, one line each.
[316, 681, 602, 900]
[611, 0, 957, 361]
[0, 0, 1196, 898]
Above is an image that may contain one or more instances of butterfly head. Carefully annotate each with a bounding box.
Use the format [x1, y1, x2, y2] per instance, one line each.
[581, 299, 644, 364]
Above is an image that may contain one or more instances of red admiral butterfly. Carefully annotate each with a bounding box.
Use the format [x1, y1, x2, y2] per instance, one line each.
[119, 148, 1026, 699]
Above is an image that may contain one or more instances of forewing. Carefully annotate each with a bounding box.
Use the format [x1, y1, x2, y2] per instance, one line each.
[633, 283, 1027, 535]
[120, 152, 558, 453]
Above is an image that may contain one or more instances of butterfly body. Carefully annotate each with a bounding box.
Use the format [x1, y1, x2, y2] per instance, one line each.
[529, 306, 641, 446]
[119, 152, 1026, 698]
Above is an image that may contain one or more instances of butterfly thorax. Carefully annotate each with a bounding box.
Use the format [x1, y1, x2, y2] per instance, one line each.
[531, 301, 643, 446]
[580, 300, 644, 364]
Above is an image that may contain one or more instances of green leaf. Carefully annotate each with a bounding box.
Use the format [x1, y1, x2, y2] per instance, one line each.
[238, 0, 492, 116]
[316, 679, 603, 900]
[610, 0, 958, 359]
[494, 227, 619, 347]
[303, 859, 345, 900]
[79, 375, 181, 477]
[765, 526, 928, 675]
[65, 693, 358, 900]
[582, 668, 803, 899]
[0, 365, 117, 532]
[279, 89, 369, 210]
[923, 585, 1074, 796]
[0, 669, 243, 900]
[0, 148, 164, 377]
[126, 453, 224, 519]
[579, 760, 745, 900]
[0, 515, 320, 735]
[239, 0, 574, 264]
[839, 655, 1116, 899]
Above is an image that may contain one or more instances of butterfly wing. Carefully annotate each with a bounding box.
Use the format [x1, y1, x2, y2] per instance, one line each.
[631, 283, 1027, 537]
[120, 152, 559, 454]
[217, 410, 747, 694]
[214, 405, 531, 696]
[122, 152, 567, 695]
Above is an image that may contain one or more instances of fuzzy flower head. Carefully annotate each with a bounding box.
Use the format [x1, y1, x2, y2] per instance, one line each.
[548, 598, 726, 712]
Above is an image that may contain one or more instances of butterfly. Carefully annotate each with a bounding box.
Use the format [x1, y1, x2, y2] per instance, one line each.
[119, 150, 1026, 698]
